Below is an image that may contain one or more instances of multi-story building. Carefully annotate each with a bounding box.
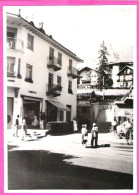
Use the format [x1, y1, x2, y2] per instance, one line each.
[78, 67, 99, 87]
[108, 62, 133, 88]
[117, 65, 133, 88]
[6, 12, 83, 129]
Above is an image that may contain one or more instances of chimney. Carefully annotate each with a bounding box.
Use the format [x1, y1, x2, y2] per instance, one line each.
[18, 9, 21, 16]
[39, 22, 43, 29]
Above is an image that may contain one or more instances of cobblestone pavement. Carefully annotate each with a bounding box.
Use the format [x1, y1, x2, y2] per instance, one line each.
[7, 130, 134, 175]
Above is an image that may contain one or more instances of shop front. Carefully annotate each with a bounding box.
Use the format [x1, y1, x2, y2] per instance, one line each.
[46, 100, 70, 122]
[22, 96, 42, 125]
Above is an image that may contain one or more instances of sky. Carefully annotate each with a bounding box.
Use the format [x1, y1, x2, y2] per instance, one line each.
[5, 5, 136, 69]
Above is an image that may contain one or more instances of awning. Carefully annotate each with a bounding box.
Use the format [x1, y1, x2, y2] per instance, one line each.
[47, 100, 71, 111]
[21, 95, 42, 102]
[115, 109, 133, 117]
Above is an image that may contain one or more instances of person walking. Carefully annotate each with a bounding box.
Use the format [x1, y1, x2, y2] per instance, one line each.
[91, 123, 98, 148]
[14, 115, 19, 137]
[21, 118, 27, 140]
[73, 118, 78, 133]
[81, 124, 88, 146]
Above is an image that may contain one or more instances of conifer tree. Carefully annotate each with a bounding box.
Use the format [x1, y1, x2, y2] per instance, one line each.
[96, 41, 113, 90]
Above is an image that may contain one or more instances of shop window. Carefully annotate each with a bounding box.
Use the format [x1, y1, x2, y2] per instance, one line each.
[66, 105, 71, 122]
[27, 34, 34, 50]
[68, 80, 73, 94]
[60, 110, 64, 121]
[82, 107, 87, 113]
[7, 57, 15, 76]
[25, 64, 33, 83]
[58, 52, 62, 65]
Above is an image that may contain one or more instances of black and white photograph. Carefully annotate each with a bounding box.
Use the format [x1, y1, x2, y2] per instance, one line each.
[4, 5, 137, 192]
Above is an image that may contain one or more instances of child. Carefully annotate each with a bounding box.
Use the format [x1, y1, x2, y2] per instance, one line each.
[81, 124, 88, 147]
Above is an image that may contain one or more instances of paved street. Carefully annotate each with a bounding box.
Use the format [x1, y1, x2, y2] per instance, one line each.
[7, 130, 133, 190]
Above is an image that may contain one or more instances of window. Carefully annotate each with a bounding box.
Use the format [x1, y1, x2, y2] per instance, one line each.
[69, 59, 72, 71]
[17, 59, 22, 78]
[25, 64, 33, 82]
[57, 76, 61, 87]
[27, 34, 34, 50]
[48, 73, 53, 91]
[49, 47, 54, 58]
[127, 69, 131, 74]
[7, 57, 15, 76]
[58, 52, 62, 65]
[68, 80, 72, 94]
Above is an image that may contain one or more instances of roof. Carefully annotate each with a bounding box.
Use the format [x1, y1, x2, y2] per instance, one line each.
[7, 12, 83, 63]
[117, 65, 133, 76]
[108, 62, 133, 66]
[79, 67, 92, 73]
[79, 67, 99, 74]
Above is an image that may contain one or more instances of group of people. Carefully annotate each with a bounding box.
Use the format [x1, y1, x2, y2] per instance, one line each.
[81, 123, 98, 148]
[32, 112, 46, 129]
[14, 112, 47, 139]
[112, 118, 133, 144]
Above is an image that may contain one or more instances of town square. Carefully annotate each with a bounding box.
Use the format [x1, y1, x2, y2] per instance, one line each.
[5, 5, 136, 191]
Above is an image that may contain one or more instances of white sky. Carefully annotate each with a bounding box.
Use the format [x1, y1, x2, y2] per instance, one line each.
[5, 5, 136, 69]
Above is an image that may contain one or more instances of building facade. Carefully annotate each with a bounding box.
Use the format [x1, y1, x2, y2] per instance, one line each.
[117, 66, 133, 88]
[108, 62, 133, 88]
[6, 12, 83, 129]
[78, 67, 99, 87]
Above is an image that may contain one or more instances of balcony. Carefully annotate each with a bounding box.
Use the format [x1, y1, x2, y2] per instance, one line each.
[7, 37, 24, 52]
[47, 56, 62, 71]
[67, 67, 78, 79]
[7, 74, 22, 89]
[46, 84, 62, 97]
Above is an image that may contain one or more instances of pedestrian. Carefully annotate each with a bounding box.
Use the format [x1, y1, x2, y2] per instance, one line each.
[112, 119, 117, 135]
[14, 115, 19, 137]
[73, 118, 78, 133]
[32, 115, 39, 128]
[41, 112, 46, 129]
[122, 118, 132, 144]
[81, 124, 88, 146]
[21, 118, 27, 140]
[91, 123, 98, 148]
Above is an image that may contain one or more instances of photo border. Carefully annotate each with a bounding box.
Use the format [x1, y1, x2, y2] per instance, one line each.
[0, 0, 138, 194]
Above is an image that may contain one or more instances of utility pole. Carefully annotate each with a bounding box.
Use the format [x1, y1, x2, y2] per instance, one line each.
[103, 76, 105, 100]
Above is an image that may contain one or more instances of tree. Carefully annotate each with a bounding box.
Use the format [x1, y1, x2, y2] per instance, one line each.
[96, 41, 113, 90]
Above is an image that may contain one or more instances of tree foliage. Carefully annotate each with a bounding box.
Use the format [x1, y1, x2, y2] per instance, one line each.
[96, 41, 113, 89]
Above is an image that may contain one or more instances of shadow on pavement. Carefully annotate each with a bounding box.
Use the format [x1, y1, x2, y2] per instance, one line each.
[8, 150, 133, 190]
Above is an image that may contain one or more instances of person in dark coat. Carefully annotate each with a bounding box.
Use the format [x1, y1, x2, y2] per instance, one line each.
[14, 115, 19, 137]
[91, 123, 98, 148]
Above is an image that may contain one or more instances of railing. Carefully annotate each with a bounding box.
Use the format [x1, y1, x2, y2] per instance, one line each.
[67, 67, 78, 78]
[47, 56, 62, 71]
[46, 84, 62, 96]
[7, 37, 24, 52]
